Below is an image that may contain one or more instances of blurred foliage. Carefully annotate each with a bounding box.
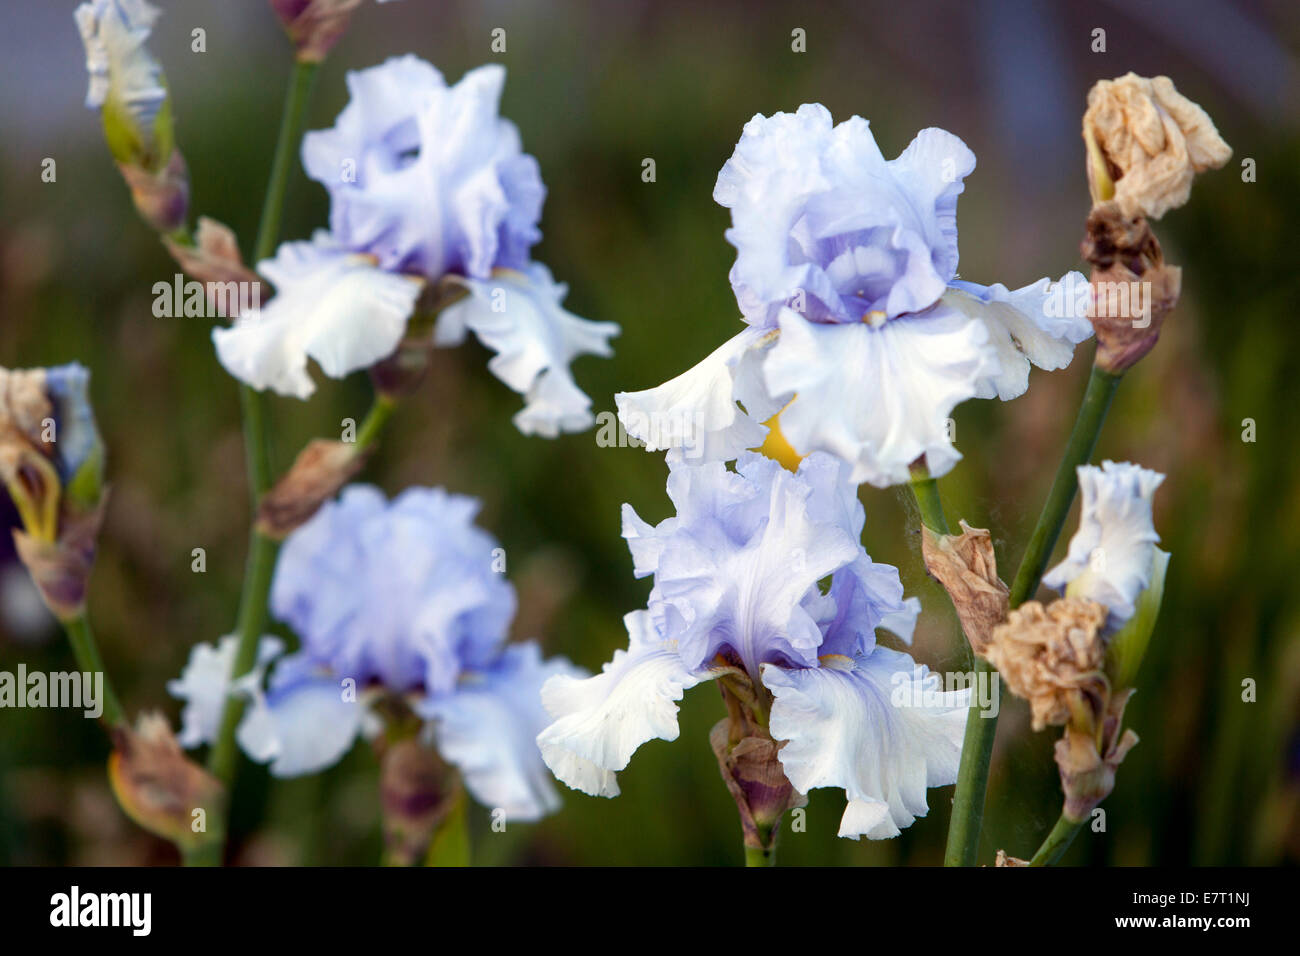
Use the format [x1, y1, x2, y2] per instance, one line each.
[0, 0, 1296, 865]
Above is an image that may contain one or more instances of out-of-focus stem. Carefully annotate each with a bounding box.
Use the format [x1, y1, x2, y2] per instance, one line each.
[1029, 812, 1084, 866]
[62, 614, 124, 729]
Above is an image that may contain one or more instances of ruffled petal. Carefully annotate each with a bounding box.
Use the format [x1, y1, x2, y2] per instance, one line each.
[615, 327, 783, 462]
[623, 455, 860, 676]
[713, 107, 974, 326]
[435, 264, 619, 436]
[946, 274, 1093, 401]
[301, 58, 543, 278]
[763, 647, 969, 839]
[167, 634, 283, 749]
[236, 657, 364, 778]
[213, 235, 422, 398]
[537, 611, 714, 797]
[1042, 460, 1165, 628]
[418, 642, 581, 821]
[75, 0, 166, 138]
[765, 306, 996, 487]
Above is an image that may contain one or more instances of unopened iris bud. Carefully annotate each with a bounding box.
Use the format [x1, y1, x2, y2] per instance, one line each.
[108, 713, 224, 853]
[1, 364, 106, 620]
[270, 0, 401, 63]
[1102, 549, 1169, 691]
[76, 0, 189, 233]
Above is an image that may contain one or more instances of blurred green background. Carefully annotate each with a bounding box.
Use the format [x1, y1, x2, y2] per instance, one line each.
[1, 0, 1297, 865]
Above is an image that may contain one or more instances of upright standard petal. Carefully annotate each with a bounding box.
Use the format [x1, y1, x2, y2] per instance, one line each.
[270, 484, 515, 696]
[765, 306, 996, 487]
[622, 454, 860, 677]
[434, 264, 619, 436]
[301, 58, 543, 279]
[763, 647, 969, 839]
[213, 236, 422, 398]
[419, 642, 581, 821]
[537, 611, 713, 798]
[946, 274, 1093, 401]
[1042, 461, 1165, 628]
[713, 107, 975, 327]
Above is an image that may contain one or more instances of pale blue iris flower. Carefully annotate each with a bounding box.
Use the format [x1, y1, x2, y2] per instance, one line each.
[214, 56, 618, 433]
[170, 485, 580, 821]
[617, 103, 1092, 486]
[538, 452, 969, 839]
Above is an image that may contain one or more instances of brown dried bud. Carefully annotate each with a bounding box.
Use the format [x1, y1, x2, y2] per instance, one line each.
[163, 216, 259, 289]
[107, 713, 224, 852]
[984, 598, 1109, 731]
[13, 500, 107, 621]
[369, 339, 432, 401]
[1081, 204, 1182, 374]
[921, 521, 1009, 656]
[1054, 688, 1139, 822]
[710, 719, 805, 857]
[994, 849, 1031, 867]
[256, 439, 368, 539]
[118, 149, 189, 234]
[270, 0, 364, 63]
[1083, 73, 1231, 220]
[379, 738, 459, 867]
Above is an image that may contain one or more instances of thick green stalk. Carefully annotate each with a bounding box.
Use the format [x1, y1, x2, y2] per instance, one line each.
[355, 395, 397, 451]
[907, 464, 951, 534]
[744, 824, 777, 867]
[62, 614, 124, 729]
[189, 61, 320, 867]
[944, 363, 1122, 867]
[1029, 812, 1084, 866]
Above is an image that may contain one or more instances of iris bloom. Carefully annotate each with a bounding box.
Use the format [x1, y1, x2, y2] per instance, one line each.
[617, 104, 1092, 486]
[1042, 460, 1167, 631]
[214, 56, 618, 433]
[538, 452, 968, 839]
[170, 484, 580, 821]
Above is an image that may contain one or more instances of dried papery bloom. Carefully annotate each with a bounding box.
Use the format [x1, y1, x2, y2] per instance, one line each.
[1081, 204, 1182, 374]
[1054, 688, 1139, 821]
[14, 502, 106, 620]
[921, 520, 1009, 655]
[994, 849, 1030, 867]
[1083, 73, 1231, 220]
[118, 148, 189, 235]
[163, 216, 258, 288]
[108, 713, 224, 853]
[984, 598, 1108, 731]
[255, 439, 369, 539]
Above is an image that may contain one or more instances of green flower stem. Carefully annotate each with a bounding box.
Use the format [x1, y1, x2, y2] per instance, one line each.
[744, 824, 777, 867]
[355, 395, 397, 451]
[61, 613, 124, 729]
[907, 463, 951, 535]
[423, 790, 471, 868]
[944, 362, 1122, 867]
[190, 60, 320, 868]
[1029, 812, 1084, 866]
[1006, 365, 1122, 609]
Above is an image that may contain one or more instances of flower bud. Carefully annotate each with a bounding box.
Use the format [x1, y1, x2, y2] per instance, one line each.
[378, 737, 460, 867]
[76, 0, 188, 232]
[270, 0, 363, 63]
[256, 439, 369, 539]
[1, 364, 106, 620]
[921, 521, 1009, 656]
[1102, 549, 1170, 691]
[107, 713, 225, 853]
